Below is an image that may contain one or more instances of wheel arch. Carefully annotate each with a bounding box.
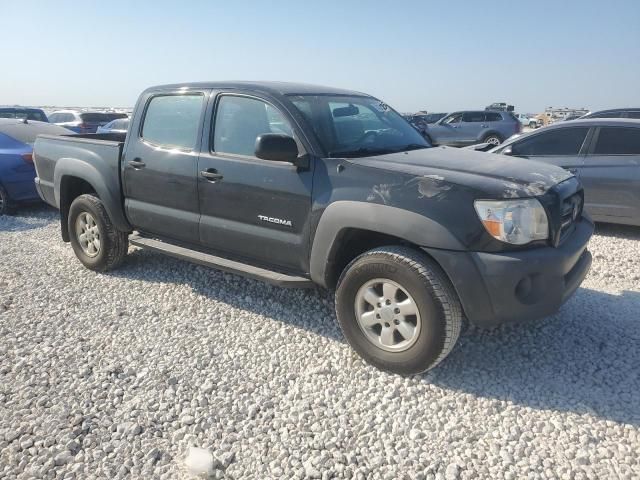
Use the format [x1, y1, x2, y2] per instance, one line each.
[309, 201, 465, 289]
[55, 159, 131, 241]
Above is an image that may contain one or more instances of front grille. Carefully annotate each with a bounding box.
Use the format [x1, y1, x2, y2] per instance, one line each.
[558, 192, 583, 244]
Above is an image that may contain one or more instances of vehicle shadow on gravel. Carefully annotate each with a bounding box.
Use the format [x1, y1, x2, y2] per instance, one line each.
[112, 249, 639, 426]
[109, 248, 345, 341]
[594, 222, 640, 240]
[428, 287, 640, 426]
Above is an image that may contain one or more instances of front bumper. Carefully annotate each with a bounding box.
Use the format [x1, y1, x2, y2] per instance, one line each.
[424, 217, 594, 328]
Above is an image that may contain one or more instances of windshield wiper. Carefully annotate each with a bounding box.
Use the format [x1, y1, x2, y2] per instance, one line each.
[401, 143, 430, 151]
[328, 143, 430, 158]
[328, 147, 397, 158]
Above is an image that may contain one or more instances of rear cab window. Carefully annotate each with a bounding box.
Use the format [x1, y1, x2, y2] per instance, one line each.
[141, 94, 204, 150]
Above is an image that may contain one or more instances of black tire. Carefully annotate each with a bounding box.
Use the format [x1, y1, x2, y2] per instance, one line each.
[0, 185, 14, 215]
[482, 133, 502, 146]
[68, 194, 128, 272]
[335, 246, 462, 375]
[529, 121, 537, 129]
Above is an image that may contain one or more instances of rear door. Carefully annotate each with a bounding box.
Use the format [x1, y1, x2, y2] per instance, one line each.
[122, 90, 207, 243]
[508, 126, 591, 172]
[196, 92, 313, 272]
[580, 125, 640, 221]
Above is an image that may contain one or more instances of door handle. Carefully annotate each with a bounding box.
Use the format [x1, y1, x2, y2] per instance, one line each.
[200, 169, 223, 182]
[128, 158, 146, 169]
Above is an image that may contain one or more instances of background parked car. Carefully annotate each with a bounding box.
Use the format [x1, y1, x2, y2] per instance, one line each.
[563, 113, 585, 121]
[490, 118, 640, 226]
[0, 119, 71, 214]
[48, 110, 127, 134]
[405, 113, 447, 135]
[0, 107, 48, 122]
[580, 108, 640, 120]
[514, 113, 542, 128]
[424, 110, 521, 147]
[96, 117, 129, 134]
[485, 102, 514, 112]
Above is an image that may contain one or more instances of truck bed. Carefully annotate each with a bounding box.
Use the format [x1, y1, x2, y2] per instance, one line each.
[33, 133, 126, 209]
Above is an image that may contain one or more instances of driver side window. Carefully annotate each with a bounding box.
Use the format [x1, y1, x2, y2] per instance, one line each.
[213, 96, 294, 157]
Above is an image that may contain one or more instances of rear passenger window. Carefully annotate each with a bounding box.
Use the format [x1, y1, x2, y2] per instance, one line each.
[594, 127, 640, 155]
[462, 112, 485, 122]
[485, 112, 502, 122]
[626, 111, 640, 119]
[213, 95, 293, 157]
[511, 128, 589, 156]
[142, 94, 203, 149]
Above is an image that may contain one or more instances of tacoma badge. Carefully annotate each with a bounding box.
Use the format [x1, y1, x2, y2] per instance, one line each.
[258, 215, 292, 227]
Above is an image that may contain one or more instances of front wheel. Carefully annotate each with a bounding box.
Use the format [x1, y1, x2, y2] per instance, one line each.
[335, 246, 462, 375]
[68, 194, 128, 272]
[529, 121, 538, 129]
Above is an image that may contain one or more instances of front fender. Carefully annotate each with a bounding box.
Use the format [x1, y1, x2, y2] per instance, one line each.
[309, 201, 465, 288]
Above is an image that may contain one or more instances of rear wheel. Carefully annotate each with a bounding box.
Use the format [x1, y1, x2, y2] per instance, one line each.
[68, 194, 128, 271]
[335, 246, 462, 375]
[482, 133, 502, 146]
[0, 185, 14, 215]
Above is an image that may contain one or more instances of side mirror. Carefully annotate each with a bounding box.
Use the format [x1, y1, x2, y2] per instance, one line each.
[502, 145, 513, 155]
[255, 133, 298, 163]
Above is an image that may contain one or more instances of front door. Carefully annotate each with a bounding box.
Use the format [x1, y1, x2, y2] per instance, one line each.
[580, 125, 640, 221]
[123, 91, 207, 243]
[197, 93, 313, 273]
[431, 112, 463, 145]
[459, 111, 486, 144]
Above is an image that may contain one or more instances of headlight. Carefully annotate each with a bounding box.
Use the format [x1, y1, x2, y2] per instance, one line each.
[474, 199, 548, 245]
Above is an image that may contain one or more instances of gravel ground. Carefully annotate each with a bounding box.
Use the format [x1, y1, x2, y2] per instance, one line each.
[1, 206, 639, 480]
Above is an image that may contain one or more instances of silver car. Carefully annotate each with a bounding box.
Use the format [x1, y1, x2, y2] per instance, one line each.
[425, 110, 521, 147]
[490, 119, 640, 226]
[96, 117, 129, 134]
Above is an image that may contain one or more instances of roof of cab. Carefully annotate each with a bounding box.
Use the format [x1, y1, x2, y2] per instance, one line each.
[143, 81, 369, 97]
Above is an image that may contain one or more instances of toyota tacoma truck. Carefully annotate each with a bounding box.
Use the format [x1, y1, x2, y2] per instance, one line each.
[32, 82, 593, 375]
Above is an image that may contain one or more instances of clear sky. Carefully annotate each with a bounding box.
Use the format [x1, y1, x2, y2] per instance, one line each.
[2, 0, 639, 113]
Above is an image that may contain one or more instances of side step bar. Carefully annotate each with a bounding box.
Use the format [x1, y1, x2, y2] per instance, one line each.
[129, 235, 314, 288]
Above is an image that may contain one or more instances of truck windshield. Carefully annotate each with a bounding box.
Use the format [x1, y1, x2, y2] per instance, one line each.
[288, 95, 430, 157]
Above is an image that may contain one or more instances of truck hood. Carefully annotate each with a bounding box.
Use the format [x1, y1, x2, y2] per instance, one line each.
[348, 146, 573, 198]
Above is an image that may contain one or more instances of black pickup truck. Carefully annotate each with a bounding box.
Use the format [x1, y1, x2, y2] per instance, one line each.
[33, 82, 593, 374]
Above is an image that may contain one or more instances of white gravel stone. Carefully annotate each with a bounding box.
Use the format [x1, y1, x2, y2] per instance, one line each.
[1, 207, 639, 479]
[184, 447, 215, 477]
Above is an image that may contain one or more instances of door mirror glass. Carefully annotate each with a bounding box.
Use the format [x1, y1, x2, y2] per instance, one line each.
[255, 133, 298, 163]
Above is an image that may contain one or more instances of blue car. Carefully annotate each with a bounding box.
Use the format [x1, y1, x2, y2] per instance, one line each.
[0, 107, 49, 122]
[0, 119, 71, 214]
